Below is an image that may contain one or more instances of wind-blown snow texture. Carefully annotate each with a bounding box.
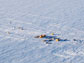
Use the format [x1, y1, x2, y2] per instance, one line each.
[0, 0, 84, 63]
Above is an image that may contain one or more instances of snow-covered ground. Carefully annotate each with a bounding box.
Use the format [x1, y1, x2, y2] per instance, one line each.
[0, 0, 84, 63]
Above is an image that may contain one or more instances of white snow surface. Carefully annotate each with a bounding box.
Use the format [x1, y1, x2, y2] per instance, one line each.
[0, 0, 84, 63]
